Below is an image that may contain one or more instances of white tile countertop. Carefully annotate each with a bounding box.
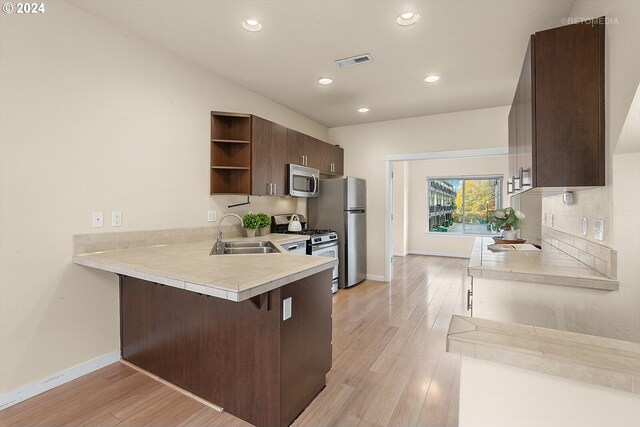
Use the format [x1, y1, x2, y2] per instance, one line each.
[447, 315, 640, 394]
[73, 233, 336, 302]
[468, 237, 618, 291]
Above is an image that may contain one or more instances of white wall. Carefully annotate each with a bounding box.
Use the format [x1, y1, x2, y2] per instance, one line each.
[391, 161, 408, 256]
[404, 156, 509, 258]
[0, 0, 325, 394]
[329, 106, 510, 278]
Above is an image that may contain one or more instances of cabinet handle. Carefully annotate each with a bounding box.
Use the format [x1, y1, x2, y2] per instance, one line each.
[507, 179, 513, 194]
[301, 155, 305, 166]
[520, 167, 531, 187]
[304, 155, 308, 166]
[467, 289, 473, 311]
[513, 175, 521, 191]
[272, 183, 276, 195]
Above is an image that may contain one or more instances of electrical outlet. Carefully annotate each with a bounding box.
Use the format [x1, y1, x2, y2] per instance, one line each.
[594, 219, 604, 241]
[112, 212, 122, 227]
[208, 211, 217, 222]
[92, 212, 104, 228]
[582, 217, 588, 236]
[551, 214, 555, 227]
[283, 297, 292, 321]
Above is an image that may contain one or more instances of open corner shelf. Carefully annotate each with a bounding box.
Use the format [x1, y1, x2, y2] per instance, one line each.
[211, 112, 252, 194]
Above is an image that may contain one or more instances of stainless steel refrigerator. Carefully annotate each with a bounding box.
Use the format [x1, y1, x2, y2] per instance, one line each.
[309, 177, 366, 288]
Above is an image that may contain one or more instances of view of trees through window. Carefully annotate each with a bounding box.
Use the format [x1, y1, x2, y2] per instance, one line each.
[427, 176, 502, 235]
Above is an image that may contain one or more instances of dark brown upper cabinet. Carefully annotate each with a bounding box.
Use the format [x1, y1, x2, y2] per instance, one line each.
[251, 116, 288, 196]
[508, 18, 605, 195]
[316, 142, 344, 175]
[286, 129, 317, 168]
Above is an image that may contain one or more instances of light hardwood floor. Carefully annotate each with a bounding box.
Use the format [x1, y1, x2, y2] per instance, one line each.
[0, 255, 469, 427]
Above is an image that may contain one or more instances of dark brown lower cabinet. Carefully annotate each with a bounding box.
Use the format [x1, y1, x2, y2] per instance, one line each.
[120, 270, 332, 427]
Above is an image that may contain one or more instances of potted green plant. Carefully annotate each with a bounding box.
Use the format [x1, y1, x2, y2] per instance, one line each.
[256, 213, 271, 236]
[488, 207, 525, 240]
[242, 213, 260, 238]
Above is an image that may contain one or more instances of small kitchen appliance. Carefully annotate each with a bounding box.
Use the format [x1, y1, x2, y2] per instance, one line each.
[287, 164, 319, 197]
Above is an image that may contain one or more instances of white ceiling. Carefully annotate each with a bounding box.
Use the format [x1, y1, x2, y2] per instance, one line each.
[66, 0, 575, 128]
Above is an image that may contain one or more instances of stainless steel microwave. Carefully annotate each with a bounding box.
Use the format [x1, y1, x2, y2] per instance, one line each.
[288, 164, 319, 197]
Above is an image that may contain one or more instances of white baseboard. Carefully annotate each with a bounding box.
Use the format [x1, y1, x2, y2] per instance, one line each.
[366, 274, 386, 282]
[0, 351, 121, 410]
[407, 250, 470, 259]
[393, 252, 408, 257]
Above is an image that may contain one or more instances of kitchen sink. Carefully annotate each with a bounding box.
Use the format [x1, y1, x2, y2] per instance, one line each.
[223, 241, 273, 248]
[210, 240, 280, 255]
[223, 247, 278, 254]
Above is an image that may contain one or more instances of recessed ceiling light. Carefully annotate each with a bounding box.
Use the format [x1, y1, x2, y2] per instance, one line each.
[358, 107, 370, 113]
[318, 78, 333, 85]
[424, 75, 440, 83]
[397, 12, 420, 26]
[242, 19, 262, 32]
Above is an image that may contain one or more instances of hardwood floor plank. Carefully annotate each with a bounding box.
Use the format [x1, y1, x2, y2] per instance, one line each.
[416, 354, 460, 427]
[387, 357, 438, 427]
[1, 255, 468, 427]
[291, 383, 356, 427]
[0, 364, 130, 425]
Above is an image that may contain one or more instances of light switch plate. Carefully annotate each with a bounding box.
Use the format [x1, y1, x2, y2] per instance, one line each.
[112, 212, 122, 227]
[594, 219, 604, 241]
[208, 211, 217, 222]
[92, 212, 104, 228]
[581, 217, 588, 236]
[283, 297, 292, 321]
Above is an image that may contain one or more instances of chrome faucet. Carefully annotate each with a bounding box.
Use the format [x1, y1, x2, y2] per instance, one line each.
[212, 213, 243, 255]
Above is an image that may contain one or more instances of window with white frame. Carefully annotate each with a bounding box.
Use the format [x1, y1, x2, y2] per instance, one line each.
[426, 176, 503, 235]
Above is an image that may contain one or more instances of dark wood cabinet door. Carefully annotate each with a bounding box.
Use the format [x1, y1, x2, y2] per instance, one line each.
[331, 145, 344, 175]
[287, 129, 307, 166]
[316, 141, 344, 175]
[522, 37, 534, 188]
[252, 116, 287, 196]
[508, 104, 517, 193]
[533, 20, 604, 187]
[315, 140, 331, 173]
[271, 126, 288, 196]
[287, 129, 317, 168]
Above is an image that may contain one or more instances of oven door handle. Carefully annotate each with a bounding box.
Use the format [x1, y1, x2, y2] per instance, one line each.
[312, 242, 338, 251]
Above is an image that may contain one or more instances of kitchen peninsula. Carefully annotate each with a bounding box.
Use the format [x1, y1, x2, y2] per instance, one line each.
[467, 232, 618, 334]
[73, 229, 337, 427]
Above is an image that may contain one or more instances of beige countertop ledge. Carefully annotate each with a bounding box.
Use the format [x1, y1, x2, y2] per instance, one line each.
[447, 315, 640, 395]
[73, 233, 336, 302]
[468, 237, 618, 291]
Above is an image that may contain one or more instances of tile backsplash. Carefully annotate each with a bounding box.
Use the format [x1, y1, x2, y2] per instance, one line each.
[542, 226, 616, 279]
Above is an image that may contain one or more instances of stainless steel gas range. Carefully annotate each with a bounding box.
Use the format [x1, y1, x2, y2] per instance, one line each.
[272, 214, 339, 293]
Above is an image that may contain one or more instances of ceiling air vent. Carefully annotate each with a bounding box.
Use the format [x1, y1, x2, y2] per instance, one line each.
[335, 53, 374, 68]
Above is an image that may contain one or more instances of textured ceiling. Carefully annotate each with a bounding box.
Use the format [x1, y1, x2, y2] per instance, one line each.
[67, 0, 575, 128]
